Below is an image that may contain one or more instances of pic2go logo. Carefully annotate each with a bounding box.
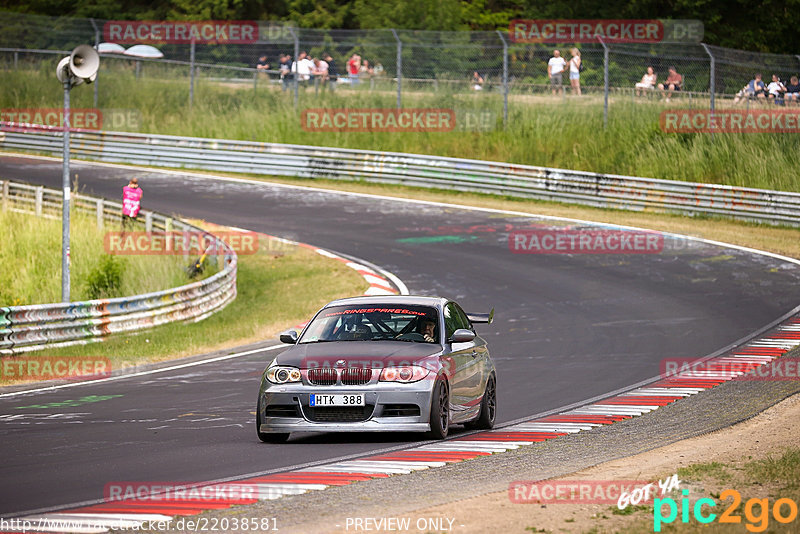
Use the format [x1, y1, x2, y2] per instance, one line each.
[654, 489, 799, 532]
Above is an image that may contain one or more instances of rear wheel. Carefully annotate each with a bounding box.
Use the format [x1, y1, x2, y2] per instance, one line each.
[464, 374, 496, 430]
[256, 397, 290, 443]
[427, 378, 450, 439]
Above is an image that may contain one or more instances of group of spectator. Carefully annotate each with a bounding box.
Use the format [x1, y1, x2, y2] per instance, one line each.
[633, 66, 683, 100]
[256, 52, 384, 91]
[732, 73, 800, 105]
[547, 48, 582, 95]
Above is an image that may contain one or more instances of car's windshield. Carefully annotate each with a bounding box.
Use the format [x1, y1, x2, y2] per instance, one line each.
[298, 304, 440, 344]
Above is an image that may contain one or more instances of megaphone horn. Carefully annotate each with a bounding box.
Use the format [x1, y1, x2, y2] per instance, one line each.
[69, 45, 100, 81]
[56, 56, 71, 83]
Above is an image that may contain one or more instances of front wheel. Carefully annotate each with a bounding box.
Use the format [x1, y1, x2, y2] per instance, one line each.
[427, 378, 450, 439]
[464, 374, 496, 430]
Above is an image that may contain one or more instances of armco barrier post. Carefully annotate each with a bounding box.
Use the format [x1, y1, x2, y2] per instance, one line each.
[2, 180, 8, 211]
[497, 30, 508, 128]
[392, 29, 402, 109]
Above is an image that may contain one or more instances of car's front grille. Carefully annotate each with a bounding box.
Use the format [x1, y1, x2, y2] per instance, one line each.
[381, 404, 421, 417]
[341, 367, 373, 385]
[308, 368, 338, 385]
[305, 405, 375, 422]
[265, 404, 300, 418]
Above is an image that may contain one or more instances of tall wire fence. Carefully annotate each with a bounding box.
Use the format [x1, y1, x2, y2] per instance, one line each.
[1, 12, 799, 128]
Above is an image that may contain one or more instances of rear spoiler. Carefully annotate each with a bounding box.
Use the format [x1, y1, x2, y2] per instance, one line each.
[467, 308, 494, 324]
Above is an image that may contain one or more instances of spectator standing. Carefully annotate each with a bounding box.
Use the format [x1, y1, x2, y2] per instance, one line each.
[568, 48, 581, 96]
[325, 54, 338, 91]
[122, 177, 142, 230]
[291, 51, 314, 89]
[657, 66, 682, 101]
[313, 57, 329, 92]
[348, 53, 360, 85]
[635, 66, 657, 96]
[279, 54, 292, 91]
[256, 55, 270, 73]
[547, 49, 567, 95]
[785, 76, 800, 104]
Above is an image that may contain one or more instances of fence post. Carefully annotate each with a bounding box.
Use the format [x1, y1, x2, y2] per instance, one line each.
[701, 44, 715, 113]
[599, 37, 609, 129]
[2, 180, 8, 211]
[701, 43, 716, 141]
[253, 71, 258, 92]
[189, 38, 196, 109]
[90, 18, 100, 108]
[288, 27, 299, 108]
[35, 186, 43, 217]
[14, 51, 18, 69]
[497, 30, 509, 129]
[96, 198, 103, 229]
[391, 29, 402, 109]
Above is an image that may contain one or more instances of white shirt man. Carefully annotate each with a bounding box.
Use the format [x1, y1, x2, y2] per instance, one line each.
[292, 54, 315, 81]
[548, 50, 567, 95]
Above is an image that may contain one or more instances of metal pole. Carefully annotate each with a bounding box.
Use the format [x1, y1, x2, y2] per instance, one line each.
[701, 43, 715, 113]
[288, 28, 299, 108]
[61, 76, 71, 302]
[14, 51, 18, 69]
[600, 37, 609, 129]
[701, 43, 716, 141]
[497, 30, 508, 128]
[391, 29, 402, 109]
[90, 19, 100, 108]
[189, 39, 196, 108]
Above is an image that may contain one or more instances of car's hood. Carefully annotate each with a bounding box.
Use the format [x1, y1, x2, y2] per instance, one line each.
[275, 341, 442, 368]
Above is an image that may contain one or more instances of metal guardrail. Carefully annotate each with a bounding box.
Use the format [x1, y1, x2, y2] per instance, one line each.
[0, 179, 238, 354]
[2, 126, 799, 226]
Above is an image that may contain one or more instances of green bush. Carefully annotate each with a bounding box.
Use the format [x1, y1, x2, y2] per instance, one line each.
[85, 254, 124, 300]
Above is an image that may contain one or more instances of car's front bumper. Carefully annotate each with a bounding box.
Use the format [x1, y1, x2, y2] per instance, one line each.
[259, 381, 434, 433]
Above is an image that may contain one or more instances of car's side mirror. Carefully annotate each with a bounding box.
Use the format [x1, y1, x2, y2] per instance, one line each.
[279, 330, 298, 344]
[450, 329, 475, 343]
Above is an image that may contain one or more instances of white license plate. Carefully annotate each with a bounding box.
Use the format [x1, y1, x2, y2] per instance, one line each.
[309, 393, 365, 407]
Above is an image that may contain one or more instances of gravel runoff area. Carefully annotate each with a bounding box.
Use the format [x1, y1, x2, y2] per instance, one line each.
[149, 348, 800, 534]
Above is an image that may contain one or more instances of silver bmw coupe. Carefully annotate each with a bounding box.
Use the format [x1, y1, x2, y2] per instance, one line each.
[256, 296, 495, 442]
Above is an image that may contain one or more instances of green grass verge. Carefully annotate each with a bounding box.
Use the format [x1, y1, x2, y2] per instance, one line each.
[2, 65, 800, 191]
[0, 205, 206, 305]
[1, 241, 366, 385]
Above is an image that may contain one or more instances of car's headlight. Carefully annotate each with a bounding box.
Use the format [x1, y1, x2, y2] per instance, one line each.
[379, 366, 430, 383]
[266, 366, 302, 384]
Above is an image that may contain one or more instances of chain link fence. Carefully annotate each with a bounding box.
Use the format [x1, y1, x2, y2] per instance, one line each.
[1, 12, 799, 127]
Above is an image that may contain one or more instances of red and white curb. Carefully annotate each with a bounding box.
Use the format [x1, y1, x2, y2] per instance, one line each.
[9, 314, 800, 533]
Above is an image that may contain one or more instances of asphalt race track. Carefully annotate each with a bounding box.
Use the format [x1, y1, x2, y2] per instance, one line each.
[2, 155, 800, 515]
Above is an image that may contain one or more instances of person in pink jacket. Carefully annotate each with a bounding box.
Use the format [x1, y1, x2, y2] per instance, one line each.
[122, 177, 143, 229]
